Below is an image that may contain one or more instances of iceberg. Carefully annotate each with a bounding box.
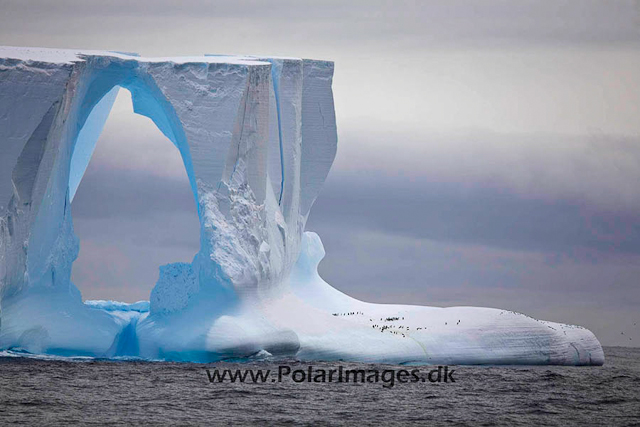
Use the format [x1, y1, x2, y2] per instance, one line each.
[0, 46, 603, 365]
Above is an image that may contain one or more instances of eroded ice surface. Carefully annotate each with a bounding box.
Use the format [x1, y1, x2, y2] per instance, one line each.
[0, 46, 603, 365]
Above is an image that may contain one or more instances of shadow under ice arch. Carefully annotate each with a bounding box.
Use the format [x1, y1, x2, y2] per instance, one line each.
[0, 47, 604, 365]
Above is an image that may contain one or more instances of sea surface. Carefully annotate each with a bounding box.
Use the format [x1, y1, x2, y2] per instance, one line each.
[0, 346, 638, 426]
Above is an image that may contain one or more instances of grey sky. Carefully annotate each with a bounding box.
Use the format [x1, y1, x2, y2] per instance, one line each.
[1, 0, 639, 346]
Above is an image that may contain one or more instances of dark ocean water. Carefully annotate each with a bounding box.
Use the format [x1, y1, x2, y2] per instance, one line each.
[0, 346, 638, 426]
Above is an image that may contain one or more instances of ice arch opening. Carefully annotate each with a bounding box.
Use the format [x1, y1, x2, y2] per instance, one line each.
[70, 88, 200, 302]
[21, 62, 202, 302]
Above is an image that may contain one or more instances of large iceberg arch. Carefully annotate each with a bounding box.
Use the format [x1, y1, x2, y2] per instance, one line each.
[0, 46, 603, 365]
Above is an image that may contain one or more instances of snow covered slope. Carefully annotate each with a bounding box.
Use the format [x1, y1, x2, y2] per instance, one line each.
[0, 46, 603, 365]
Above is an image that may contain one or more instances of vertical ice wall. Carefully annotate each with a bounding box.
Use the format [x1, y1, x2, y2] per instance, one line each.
[299, 60, 338, 219]
[0, 54, 73, 299]
[211, 56, 338, 289]
[0, 47, 337, 355]
[0, 47, 337, 319]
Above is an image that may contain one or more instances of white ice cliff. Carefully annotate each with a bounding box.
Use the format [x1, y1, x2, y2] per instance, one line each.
[0, 46, 604, 365]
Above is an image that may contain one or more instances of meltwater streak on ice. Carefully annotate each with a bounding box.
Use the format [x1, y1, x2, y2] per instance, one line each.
[0, 46, 603, 365]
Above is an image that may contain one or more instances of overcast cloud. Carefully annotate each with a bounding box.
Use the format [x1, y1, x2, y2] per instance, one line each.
[2, 0, 638, 346]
